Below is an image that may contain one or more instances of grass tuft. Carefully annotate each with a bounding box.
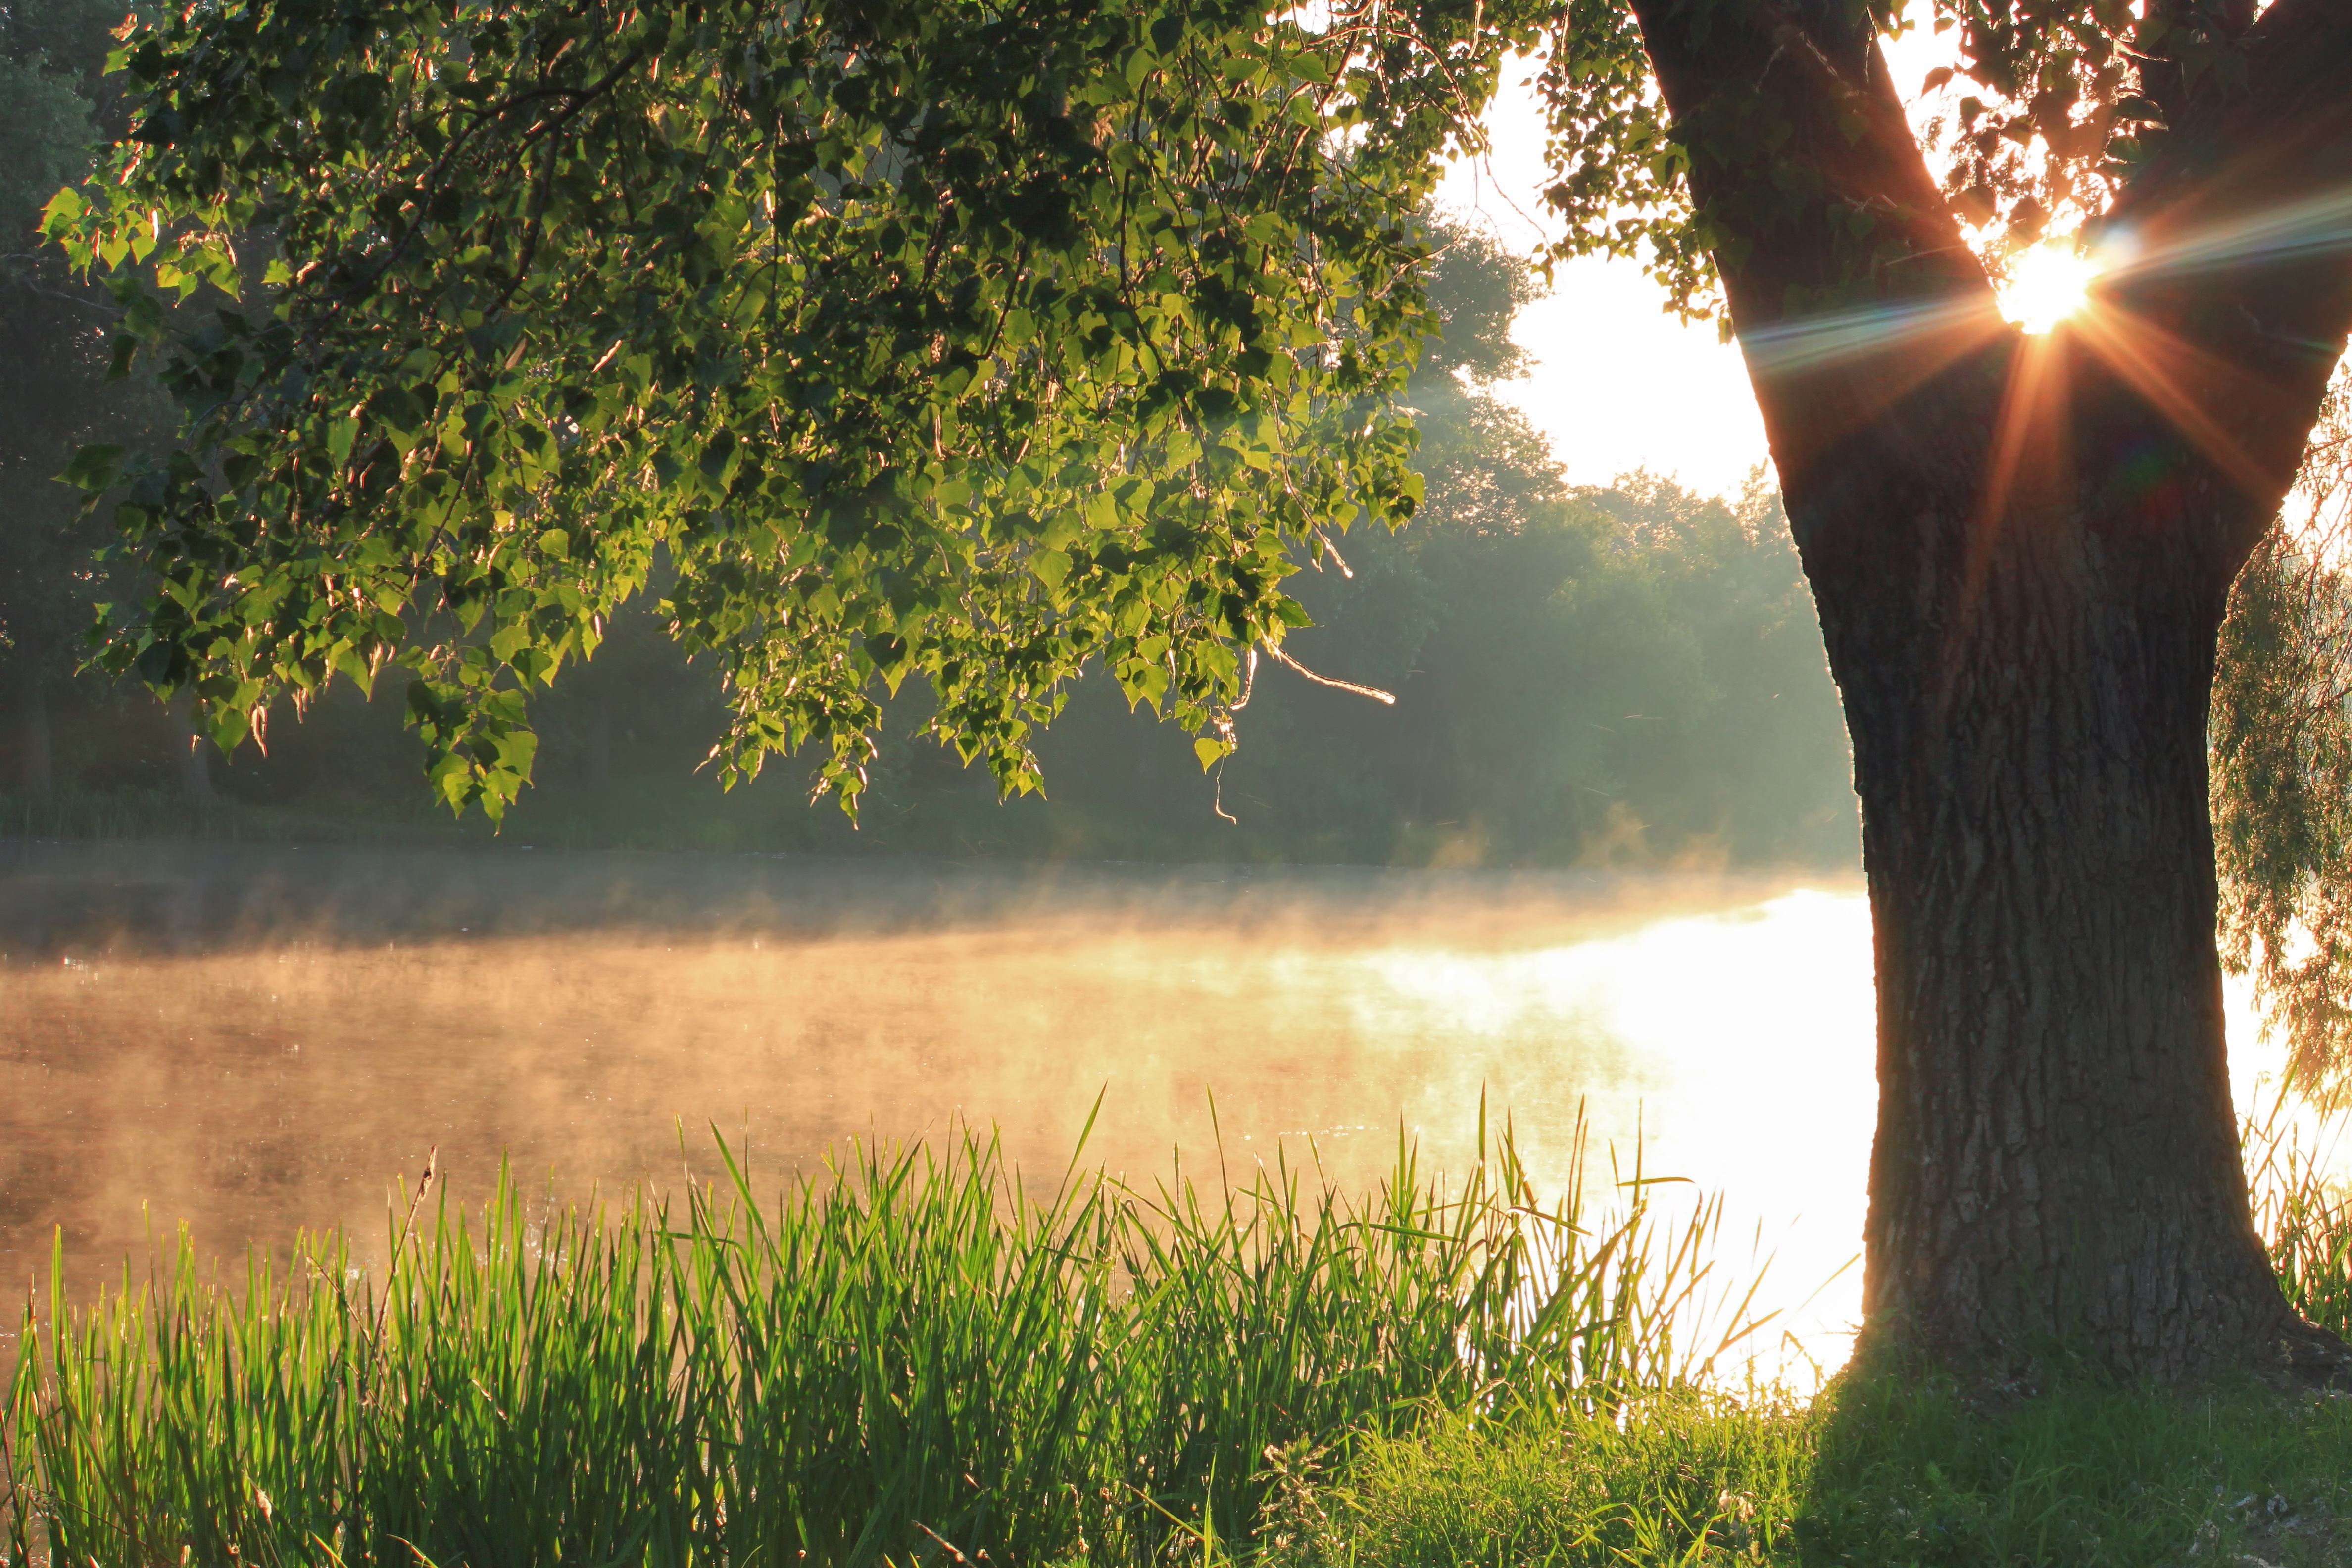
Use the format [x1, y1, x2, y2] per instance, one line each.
[4, 1108, 1760, 1567]
[9, 1099, 2352, 1566]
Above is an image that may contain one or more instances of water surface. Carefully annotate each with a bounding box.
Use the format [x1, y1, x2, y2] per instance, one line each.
[0, 839, 2070, 1375]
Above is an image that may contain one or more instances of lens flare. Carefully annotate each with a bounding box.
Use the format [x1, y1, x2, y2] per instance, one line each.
[2003, 241, 2098, 335]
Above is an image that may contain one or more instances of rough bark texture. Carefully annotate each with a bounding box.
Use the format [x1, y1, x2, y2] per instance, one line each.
[1624, 0, 2352, 1378]
[1822, 337, 2304, 1375]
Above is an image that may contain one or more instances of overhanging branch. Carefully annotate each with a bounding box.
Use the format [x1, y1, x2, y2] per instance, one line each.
[1626, 0, 2004, 572]
[2095, 0, 2352, 568]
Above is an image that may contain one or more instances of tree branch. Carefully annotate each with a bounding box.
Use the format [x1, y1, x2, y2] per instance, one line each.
[1627, 0, 2004, 571]
[2095, 0, 2352, 570]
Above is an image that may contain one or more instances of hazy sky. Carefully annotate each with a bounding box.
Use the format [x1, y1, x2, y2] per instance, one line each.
[1430, 57, 1770, 500]
[1435, 35, 1962, 502]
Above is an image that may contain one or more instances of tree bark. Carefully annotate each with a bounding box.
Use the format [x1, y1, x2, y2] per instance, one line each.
[1823, 338, 2304, 1375]
[1624, 0, 2352, 1379]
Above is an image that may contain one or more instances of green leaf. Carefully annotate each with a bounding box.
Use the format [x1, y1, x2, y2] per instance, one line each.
[38, 186, 85, 240]
[57, 445, 127, 493]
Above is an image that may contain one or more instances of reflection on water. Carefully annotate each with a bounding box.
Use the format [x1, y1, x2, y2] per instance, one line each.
[7, 838, 2298, 1383]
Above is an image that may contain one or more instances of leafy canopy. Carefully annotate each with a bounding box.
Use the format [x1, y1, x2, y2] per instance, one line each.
[48, 0, 1544, 816]
[1537, 0, 2254, 319]
[43, 0, 2262, 818]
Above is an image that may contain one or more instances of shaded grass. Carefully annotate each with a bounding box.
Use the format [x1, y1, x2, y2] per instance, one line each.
[1796, 1369, 2352, 1566]
[1256, 1099, 2352, 1567]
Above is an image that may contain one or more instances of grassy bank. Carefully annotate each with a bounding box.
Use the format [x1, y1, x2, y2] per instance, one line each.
[6, 1110, 2352, 1567]
[1257, 1110, 2352, 1568]
[4, 1113, 1764, 1566]
[1258, 1371, 2352, 1566]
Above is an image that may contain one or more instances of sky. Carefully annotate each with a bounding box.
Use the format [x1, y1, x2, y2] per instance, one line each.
[1432, 36, 1964, 501]
[1429, 57, 1770, 500]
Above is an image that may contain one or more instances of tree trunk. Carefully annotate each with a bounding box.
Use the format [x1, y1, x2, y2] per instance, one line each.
[1623, 0, 2352, 1381]
[1805, 347, 2301, 1376]
[15, 651, 51, 797]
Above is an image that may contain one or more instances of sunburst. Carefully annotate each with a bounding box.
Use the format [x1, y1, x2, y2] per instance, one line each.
[2002, 241, 2099, 335]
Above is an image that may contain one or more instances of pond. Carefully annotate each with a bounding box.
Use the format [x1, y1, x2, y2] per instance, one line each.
[0, 839, 2305, 1380]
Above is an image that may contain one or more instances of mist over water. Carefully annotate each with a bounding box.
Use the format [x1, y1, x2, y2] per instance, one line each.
[7, 838, 2297, 1382]
[0, 842, 1846, 1373]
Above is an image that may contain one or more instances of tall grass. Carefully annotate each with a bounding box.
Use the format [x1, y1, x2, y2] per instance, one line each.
[2248, 1086, 2352, 1341]
[3, 1108, 1767, 1567]
[16, 1098, 2349, 1568]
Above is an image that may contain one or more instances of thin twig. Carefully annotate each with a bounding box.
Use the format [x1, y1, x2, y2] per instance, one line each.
[365, 1146, 439, 1407]
[1262, 640, 1394, 703]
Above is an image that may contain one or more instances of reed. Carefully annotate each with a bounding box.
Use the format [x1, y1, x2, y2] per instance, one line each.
[2248, 1089, 2352, 1342]
[1, 785, 262, 845]
[1247, 1100, 2352, 1568]
[0, 786, 480, 849]
[3, 1107, 1763, 1567]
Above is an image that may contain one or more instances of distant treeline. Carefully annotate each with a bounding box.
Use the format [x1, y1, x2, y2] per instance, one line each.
[889, 468, 1859, 869]
[9, 467, 1857, 870]
[1, 0, 1854, 867]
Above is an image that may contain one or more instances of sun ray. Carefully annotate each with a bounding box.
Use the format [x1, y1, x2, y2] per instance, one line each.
[1950, 329, 2071, 710]
[2106, 185, 2352, 289]
[1975, 334, 2068, 541]
[2066, 304, 2287, 502]
[1734, 294, 2010, 460]
[1739, 294, 2001, 380]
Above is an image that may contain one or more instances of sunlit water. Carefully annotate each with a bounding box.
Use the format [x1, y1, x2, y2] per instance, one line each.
[0, 841, 2327, 1384]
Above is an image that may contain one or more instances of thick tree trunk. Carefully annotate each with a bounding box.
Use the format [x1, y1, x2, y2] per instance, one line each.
[1799, 349, 2300, 1376]
[1767, 324, 2352, 1381]
[1623, 0, 2352, 1382]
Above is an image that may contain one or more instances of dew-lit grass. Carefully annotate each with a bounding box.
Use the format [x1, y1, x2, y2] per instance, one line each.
[8, 1100, 2352, 1566]
[3, 1109, 1772, 1567]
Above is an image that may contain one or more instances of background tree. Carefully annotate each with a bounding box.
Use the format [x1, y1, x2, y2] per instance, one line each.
[43, 0, 2352, 1382]
[0, 0, 146, 796]
[2213, 377, 2352, 1104]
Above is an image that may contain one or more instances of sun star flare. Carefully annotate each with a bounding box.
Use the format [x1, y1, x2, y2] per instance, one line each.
[2003, 241, 2100, 336]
